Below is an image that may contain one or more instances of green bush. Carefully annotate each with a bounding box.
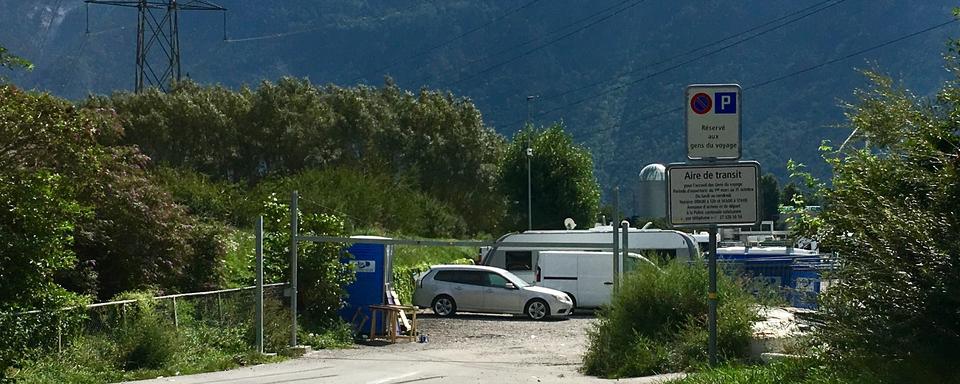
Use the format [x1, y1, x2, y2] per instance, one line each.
[115, 297, 177, 370]
[151, 167, 247, 226]
[298, 319, 353, 349]
[247, 294, 292, 353]
[582, 260, 758, 378]
[222, 229, 256, 287]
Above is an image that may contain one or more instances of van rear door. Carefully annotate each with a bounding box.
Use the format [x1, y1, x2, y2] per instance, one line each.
[537, 252, 578, 305]
[577, 253, 613, 308]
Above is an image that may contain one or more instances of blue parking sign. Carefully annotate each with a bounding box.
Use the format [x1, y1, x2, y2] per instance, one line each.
[715, 92, 737, 114]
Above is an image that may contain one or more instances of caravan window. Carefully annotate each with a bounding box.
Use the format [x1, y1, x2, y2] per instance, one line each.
[505, 251, 532, 271]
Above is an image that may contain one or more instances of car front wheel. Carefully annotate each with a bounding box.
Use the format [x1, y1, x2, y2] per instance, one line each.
[525, 299, 550, 320]
[432, 295, 457, 317]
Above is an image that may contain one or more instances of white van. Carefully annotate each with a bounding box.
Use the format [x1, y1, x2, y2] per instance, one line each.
[480, 226, 698, 284]
[535, 251, 657, 309]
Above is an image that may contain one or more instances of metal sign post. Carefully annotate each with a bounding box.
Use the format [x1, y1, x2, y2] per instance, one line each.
[255, 215, 264, 354]
[707, 224, 718, 366]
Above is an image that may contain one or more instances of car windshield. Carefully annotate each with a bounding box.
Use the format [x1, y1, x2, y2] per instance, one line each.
[494, 269, 529, 287]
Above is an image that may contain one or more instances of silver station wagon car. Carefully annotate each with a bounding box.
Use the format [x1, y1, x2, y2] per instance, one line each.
[413, 265, 573, 320]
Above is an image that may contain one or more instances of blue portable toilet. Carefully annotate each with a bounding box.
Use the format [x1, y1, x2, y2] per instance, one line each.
[340, 236, 394, 335]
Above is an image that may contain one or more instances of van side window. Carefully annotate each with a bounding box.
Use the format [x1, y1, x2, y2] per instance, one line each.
[505, 251, 532, 271]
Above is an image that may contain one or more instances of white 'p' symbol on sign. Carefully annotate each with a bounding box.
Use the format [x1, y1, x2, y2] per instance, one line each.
[715, 92, 737, 114]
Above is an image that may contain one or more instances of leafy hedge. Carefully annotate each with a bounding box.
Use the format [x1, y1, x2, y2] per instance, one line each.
[582, 261, 758, 378]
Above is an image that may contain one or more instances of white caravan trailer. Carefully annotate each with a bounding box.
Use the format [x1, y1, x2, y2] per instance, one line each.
[479, 226, 699, 284]
[535, 250, 659, 309]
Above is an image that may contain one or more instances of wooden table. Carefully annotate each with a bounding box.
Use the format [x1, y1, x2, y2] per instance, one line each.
[368, 304, 418, 343]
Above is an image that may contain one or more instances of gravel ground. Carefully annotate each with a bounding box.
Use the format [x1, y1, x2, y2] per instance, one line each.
[314, 310, 599, 367]
[404, 311, 597, 366]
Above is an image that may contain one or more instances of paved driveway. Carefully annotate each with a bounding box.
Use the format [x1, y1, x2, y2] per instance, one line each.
[128, 312, 682, 384]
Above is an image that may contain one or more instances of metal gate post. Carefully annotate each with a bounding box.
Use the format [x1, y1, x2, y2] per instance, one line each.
[290, 191, 299, 347]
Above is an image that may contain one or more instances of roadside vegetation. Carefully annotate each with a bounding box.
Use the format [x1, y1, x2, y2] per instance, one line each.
[669, 358, 877, 384]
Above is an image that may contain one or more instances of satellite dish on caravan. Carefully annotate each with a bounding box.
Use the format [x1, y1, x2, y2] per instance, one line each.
[564, 218, 577, 230]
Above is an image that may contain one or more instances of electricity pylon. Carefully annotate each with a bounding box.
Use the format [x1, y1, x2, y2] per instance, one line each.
[85, 0, 226, 93]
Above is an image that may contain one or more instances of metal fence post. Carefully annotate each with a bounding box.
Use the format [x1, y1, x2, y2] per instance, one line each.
[612, 187, 620, 295]
[255, 215, 264, 354]
[172, 297, 179, 330]
[217, 292, 223, 326]
[56, 312, 62, 354]
[290, 190, 299, 347]
[121, 303, 127, 327]
[620, 220, 629, 287]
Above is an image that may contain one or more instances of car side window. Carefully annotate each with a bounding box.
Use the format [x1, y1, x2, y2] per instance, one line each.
[486, 272, 510, 289]
[459, 271, 487, 286]
[505, 251, 532, 271]
[433, 270, 456, 282]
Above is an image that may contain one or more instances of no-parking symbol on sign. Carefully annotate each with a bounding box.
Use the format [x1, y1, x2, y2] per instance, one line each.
[685, 84, 741, 160]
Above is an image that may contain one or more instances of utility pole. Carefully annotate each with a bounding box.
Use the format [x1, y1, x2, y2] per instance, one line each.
[85, 0, 226, 93]
[526, 95, 538, 230]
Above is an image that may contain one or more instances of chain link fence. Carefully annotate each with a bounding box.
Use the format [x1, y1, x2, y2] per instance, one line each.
[8, 283, 291, 356]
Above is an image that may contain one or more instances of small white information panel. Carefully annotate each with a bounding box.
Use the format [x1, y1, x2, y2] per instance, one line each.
[666, 162, 760, 227]
[352, 260, 376, 273]
[686, 84, 741, 160]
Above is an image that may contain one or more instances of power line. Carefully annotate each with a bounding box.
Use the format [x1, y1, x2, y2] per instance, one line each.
[355, 0, 543, 83]
[527, 0, 849, 126]
[449, 0, 648, 87]
[411, 0, 638, 86]
[744, 18, 957, 91]
[545, 0, 846, 103]
[570, 17, 959, 142]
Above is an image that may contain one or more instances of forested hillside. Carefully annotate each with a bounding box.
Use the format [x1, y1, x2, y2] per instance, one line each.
[2, 0, 958, 190]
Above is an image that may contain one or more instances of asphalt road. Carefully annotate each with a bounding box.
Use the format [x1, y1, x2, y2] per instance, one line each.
[127, 312, 683, 384]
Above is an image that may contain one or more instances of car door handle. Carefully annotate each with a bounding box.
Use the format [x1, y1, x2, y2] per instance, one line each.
[603, 282, 613, 285]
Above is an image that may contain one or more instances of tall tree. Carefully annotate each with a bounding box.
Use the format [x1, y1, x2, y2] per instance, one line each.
[499, 123, 601, 231]
[758, 173, 780, 223]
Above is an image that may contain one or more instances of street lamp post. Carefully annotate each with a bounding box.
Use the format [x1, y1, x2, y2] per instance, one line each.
[526, 95, 538, 230]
